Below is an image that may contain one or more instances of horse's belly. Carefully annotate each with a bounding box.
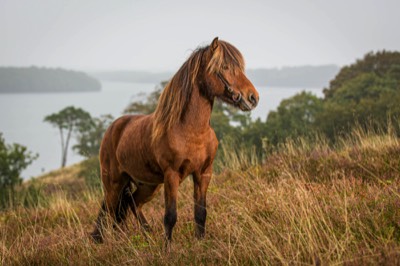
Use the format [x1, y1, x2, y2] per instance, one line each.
[130, 173, 163, 185]
[123, 159, 164, 185]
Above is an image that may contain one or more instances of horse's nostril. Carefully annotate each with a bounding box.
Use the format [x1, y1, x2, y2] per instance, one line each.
[249, 93, 257, 105]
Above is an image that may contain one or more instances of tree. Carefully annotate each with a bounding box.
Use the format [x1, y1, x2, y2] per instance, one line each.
[0, 133, 37, 209]
[318, 51, 400, 140]
[44, 106, 92, 167]
[73, 114, 114, 158]
[264, 91, 323, 146]
[260, 51, 400, 145]
[123, 82, 165, 115]
[324, 51, 400, 99]
[318, 74, 400, 140]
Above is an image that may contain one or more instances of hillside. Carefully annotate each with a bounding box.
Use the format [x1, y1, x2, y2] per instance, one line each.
[91, 65, 339, 88]
[0, 129, 399, 265]
[0, 67, 101, 93]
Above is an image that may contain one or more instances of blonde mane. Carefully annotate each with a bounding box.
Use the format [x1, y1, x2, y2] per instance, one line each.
[152, 40, 245, 143]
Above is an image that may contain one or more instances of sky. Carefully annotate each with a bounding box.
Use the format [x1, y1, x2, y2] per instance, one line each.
[1, 0, 399, 71]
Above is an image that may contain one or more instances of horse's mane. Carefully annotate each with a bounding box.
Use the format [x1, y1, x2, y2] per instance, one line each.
[152, 40, 245, 143]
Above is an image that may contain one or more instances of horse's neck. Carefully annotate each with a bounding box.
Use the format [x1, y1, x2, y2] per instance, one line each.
[181, 85, 213, 133]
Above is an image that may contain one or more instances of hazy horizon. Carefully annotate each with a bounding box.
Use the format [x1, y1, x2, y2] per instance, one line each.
[1, 0, 400, 72]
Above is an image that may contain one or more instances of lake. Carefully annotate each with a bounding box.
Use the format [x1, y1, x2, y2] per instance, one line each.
[0, 81, 323, 179]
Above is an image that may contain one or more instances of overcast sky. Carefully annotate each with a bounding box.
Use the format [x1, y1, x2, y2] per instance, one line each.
[1, 0, 399, 71]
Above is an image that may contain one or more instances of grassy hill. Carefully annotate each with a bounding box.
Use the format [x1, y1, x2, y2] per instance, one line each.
[1, 128, 400, 265]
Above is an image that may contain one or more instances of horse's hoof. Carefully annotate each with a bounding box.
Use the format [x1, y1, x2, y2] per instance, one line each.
[195, 227, 205, 239]
[90, 231, 104, 244]
[141, 224, 153, 233]
[164, 239, 172, 254]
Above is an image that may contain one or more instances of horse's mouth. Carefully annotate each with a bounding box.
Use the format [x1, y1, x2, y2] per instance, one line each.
[237, 98, 255, 111]
[220, 93, 256, 111]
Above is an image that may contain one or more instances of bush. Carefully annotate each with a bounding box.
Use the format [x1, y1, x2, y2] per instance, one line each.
[78, 156, 101, 189]
[0, 133, 37, 210]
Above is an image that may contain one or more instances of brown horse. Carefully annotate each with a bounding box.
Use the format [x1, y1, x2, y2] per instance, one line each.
[91, 37, 259, 246]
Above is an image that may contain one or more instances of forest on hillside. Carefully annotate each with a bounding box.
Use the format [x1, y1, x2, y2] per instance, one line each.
[0, 67, 101, 93]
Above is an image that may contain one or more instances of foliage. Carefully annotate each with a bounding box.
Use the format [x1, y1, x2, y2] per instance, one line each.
[18, 179, 47, 209]
[123, 82, 166, 114]
[0, 133, 38, 210]
[44, 106, 93, 167]
[210, 100, 250, 140]
[267, 51, 400, 144]
[264, 91, 323, 146]
[317, 51, 400, 141]
[324, 50, 400, 99]
[78, 156, 101, 189]
[73, 114, 114, 158]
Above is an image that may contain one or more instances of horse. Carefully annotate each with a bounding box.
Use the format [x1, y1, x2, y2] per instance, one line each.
[90, 37, 259, 247]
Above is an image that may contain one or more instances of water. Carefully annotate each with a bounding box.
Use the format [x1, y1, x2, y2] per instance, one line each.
[0, 81, 322, 179]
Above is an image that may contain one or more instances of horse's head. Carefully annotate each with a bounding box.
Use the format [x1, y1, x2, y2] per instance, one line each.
[204, 37, 259, 111]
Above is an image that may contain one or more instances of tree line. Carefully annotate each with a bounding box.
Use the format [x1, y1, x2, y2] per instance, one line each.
[262, 51, 400, 147]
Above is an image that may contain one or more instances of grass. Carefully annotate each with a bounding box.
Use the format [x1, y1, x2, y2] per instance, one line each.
[1, 128, 400, 265]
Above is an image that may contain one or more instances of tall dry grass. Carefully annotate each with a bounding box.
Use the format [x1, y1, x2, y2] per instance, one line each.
[1, 127, 400, 265]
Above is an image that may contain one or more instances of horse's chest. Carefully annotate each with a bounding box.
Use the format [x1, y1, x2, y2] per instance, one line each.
[156, 130, 218, 177]
[175, 142, 214, 176]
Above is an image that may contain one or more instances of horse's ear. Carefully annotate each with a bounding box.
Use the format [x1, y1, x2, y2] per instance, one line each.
[211, 37, 219, 52]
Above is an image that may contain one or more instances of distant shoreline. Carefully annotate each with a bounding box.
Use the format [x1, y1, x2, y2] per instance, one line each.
[0, 89, 102, 95]
[0, 64, 339, 94]
[0, 66, 101, 94]
[90, 64, 339, 88]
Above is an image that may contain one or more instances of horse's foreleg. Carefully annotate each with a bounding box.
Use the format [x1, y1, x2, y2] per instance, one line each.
[193, 171, 212, 239]
[163, 170, 180, 247]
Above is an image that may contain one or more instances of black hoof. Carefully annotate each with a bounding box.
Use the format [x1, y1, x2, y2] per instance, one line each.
[141, 224, 153, 233]
[90, 231, 104, 243]
[195, 227, 205, 239]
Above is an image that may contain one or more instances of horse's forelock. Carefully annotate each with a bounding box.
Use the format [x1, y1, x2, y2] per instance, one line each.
[207, 41, 245, 75]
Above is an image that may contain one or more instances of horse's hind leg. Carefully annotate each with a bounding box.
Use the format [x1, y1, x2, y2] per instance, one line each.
[90, 171, 129, 243]
[115, 183, 134, 224]
[91, 200, 107, 243]
[128, 183, 162, 231]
